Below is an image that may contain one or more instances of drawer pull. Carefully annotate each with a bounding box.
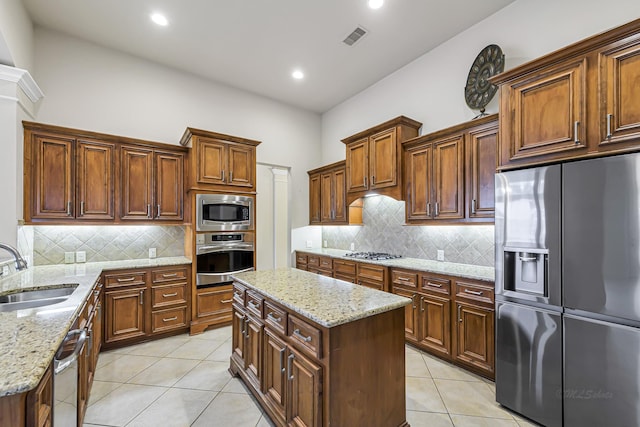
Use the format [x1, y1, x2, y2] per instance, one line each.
[162, 292, 178, 298]
[117, 277, 136, 282]
[397, 277, 411, 282]
[162, 273, 178, 278]
[293, 328, 312, 342]
[426, 282, 442, 288]
[267, 312, 282, 323]
[163, 316, 178, 322]
[221, 298, 233, 304]
[94, 290, 100, 298]
[248, 301, 260, 311]
[234, 291, 242, 298]
[464, 289, 483, 296]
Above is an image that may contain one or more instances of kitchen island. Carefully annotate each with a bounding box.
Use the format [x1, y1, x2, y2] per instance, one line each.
[230, 268, 411, 427]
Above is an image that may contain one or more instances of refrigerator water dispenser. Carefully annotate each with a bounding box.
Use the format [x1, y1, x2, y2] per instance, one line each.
[503, 247, 548, 296]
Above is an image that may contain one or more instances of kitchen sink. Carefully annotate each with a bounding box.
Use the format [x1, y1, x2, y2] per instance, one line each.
[0, 285, 78, 312]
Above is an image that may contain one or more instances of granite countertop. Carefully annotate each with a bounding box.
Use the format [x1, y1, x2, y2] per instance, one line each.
[232, 268, 411, 328]
[0, 256, 191, 397]
[297, 248, 495, 282]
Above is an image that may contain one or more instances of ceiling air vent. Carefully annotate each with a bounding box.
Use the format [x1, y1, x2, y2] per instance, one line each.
[343, 26, 368, 46]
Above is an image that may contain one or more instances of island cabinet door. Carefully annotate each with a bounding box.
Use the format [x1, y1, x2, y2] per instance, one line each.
[393, 287, 419, 343]
[244, 315, 264, 391]
[287, 347, 322, 427]
[263, 329, 287, 425]
[231, 306, 246, 366]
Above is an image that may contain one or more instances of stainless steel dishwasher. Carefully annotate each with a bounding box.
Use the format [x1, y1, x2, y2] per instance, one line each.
[53, 329, 86, 426]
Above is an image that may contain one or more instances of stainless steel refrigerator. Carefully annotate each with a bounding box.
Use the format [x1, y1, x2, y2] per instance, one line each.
[495, 153, 640, 427]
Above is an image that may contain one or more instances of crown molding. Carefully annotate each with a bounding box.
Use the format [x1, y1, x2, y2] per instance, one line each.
[0, 64, 44, 103]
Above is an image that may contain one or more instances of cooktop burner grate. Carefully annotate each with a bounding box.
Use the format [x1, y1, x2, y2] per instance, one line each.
[344, 252, 402, 261]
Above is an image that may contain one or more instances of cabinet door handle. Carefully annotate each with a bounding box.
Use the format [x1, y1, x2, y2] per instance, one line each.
[420, 296, 425, 312]
[162, 292, 178, 298]
[240, 314, 246, 336]
[363, 176, 368, 188]
[293, 328, 312, 342]
[426, 202, 431, 217]
[458, 305, 462, 322]
[279, 348, 286, 373]
[371, 175, 375, 186]
[574, 120, 580, 144]
[411, 294, 416, 309]
[117, 277, 135, 282]
[140, 290, 144, 305]
[434, 202, 439, 217]
[267, 312, 282, 323]
[287, 353, 295, 380]
[471, 199, 476, 214]
[606, 113, 613, 138]
[244, 317, 250, 338]
[163, 316, 178, 322]
[67, 201, 72, 216]
[221, 170, 225, 182]
[220, 298, 233, 304]
[80, 201, 85, 216]
[147, 204, 152, 219]
[464, 289, 483, 296]
[156, 204, 161, 219]
[229, 171, 233, 182]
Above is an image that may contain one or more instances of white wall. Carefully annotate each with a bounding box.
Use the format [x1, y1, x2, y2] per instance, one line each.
[32, 28, 321, 232]
[321, 0, 640, 163]
[0, 0, 33, 68]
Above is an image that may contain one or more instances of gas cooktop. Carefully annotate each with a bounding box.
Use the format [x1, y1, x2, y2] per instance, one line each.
[344, 252, 402, 261]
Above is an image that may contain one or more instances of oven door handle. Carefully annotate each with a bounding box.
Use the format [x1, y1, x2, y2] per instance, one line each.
[197, 268, 255, 277]
[197, 244, 254, 255]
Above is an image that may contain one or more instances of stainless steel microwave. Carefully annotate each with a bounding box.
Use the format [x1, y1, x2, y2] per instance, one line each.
[196, 194, 254, 232]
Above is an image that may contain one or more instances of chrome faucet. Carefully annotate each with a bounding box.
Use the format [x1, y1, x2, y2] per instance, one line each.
[0, 243, 28, 271]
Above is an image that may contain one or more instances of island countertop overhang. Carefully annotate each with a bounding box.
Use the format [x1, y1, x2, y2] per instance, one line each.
[231, 268, 411, 328]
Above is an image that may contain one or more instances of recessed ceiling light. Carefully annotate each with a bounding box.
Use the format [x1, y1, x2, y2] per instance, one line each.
[292, 70, 304, 80]
[150, 13, 168, 26]
[368, 0, 384, 9]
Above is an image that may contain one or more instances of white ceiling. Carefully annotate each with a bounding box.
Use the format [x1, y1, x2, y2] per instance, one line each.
[22, 0, 515, 113]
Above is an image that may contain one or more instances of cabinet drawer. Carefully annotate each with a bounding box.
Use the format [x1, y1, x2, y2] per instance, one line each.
[319, 256, 332, 270]
[307, 255, 320, 267]
[196, 285, 233, 319]
[151, 266, 189, 284]
[455, 281, 494, 307]
[333, 259, 356, 276]
[264, 301, 287, 335]
[152, 306, 188, 333]
[246, 290, 263, 318]
[421, 275, 451, 296]
[233, 282, 246, 305]
[152, 283, 188, 309]
[391, 269, 418, 288]
[295, 253, 308, 265]
[104, 271, 147, 289]
[288, 315, 322, 359]
[358, 263, 386, 282]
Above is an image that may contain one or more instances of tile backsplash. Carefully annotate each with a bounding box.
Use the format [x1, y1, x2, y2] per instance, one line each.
[322, 196, 494, 267]
[19, 225, 185, 266]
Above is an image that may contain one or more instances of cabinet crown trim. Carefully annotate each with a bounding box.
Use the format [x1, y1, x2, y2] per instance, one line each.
[180, 127, 262, 147]
[341, 115, 422, 144]
[489, 17, 640, 84]
[403, 114, 498, 149]
[307, 160, 346, 175]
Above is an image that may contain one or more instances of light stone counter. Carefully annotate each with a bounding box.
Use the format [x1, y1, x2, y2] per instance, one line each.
[232, 268, 411, 328]
[0, 256, 191, 397]
[297, 248, 495, 282]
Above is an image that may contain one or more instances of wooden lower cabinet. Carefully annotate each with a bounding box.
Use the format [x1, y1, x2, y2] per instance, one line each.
[103, 265, 191, 348]
[28, 364, 53, 427]
[190, 284, 234, 335]
[230, 281, 407, 427]
[418, 293, 451, 359]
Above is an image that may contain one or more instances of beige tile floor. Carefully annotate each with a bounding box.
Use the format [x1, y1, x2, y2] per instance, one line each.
[83, 326, 538, 427]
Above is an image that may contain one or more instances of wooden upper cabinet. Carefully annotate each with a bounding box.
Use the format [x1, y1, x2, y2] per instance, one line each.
[180, 128, 261, 193]
[342, 116, 421, 203]
[120, 146, 154, 220]
[76, 140, 115, 220]
[154, 151, 184, 221]
[433, 135, 464, 220]
[490, 18, 640, 169]
[403, 114, 497, 224]
[24, 121, 187, 224]
[31, 133, 75, 219]
[308, 173, 321, 225]
[345, 137, 368, 192]
[599, 39, 640, 146]
[468, 123, 498, 219]
[307, 161, 357, 225]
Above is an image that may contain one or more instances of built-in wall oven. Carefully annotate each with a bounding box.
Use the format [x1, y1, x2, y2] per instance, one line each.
[196, 232, 254, 287]
[196, 194, 253, 232]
